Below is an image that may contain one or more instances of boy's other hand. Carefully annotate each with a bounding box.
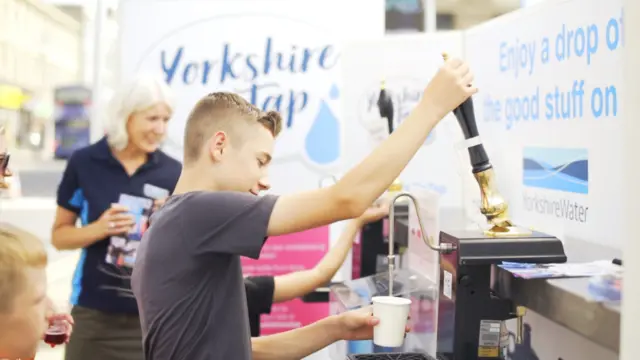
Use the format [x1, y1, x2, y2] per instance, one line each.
[356, 198, 391, 225]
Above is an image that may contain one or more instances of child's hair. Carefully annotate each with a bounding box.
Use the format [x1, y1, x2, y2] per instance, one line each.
[0, 223, 47, 313]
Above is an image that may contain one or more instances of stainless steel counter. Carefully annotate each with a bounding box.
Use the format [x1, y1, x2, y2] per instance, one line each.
[497, 271, 620, 352]
[495, 238, 621, 353]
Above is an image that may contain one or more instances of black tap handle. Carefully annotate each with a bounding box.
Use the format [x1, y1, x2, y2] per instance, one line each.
[441, 52, 492, 173]
[377, 88, 394, 135]
[453, 97, 492, 173]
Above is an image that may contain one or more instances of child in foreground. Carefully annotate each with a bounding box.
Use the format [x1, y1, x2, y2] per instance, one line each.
[0, 223, 73, 359]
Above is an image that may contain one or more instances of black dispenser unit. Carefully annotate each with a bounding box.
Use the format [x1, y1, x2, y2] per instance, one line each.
[347, 55, 567, 360]
[435, 230, 565, 360]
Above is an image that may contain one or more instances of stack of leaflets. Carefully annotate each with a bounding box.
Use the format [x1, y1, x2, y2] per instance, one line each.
[105, 194, 153, 269]
[499, 260, 621, 279]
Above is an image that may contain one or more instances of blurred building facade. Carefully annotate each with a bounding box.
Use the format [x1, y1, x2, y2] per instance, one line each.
[45, 0, 119, 101]
[0, 0, 82, 152]
[442, 0, 520, 29]
[43, 0, 120, 146]
[385, 0, 520, 33]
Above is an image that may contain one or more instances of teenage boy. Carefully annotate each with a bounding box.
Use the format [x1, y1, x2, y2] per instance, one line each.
[132, 57, 476, 360]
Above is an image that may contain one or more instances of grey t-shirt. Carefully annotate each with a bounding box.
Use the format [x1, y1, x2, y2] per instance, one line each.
[131, 191, 278, 360]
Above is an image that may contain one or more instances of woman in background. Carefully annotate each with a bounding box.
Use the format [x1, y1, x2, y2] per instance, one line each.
[51, 76, 181, 360]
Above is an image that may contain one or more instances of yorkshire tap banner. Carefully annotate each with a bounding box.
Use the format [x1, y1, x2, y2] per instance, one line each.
[463, 0, 624, 251]
[119, 0, 384, 194]
[339, 32, 465, 208]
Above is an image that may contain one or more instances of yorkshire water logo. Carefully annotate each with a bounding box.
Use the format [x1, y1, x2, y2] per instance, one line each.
[522, 147, 588, 194]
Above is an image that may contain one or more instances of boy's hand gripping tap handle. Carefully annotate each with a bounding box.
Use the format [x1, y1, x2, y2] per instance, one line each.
[442, 53, 513, 230]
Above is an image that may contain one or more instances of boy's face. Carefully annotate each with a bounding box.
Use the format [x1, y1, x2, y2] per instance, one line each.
[210, 124, 275, 195]
[0, 267, 48, 358]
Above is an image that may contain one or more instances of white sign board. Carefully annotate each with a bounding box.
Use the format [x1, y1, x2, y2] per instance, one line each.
[119, 0, 384, 193]
[340, 32, 465, 207]
[464, 0, 624, 249]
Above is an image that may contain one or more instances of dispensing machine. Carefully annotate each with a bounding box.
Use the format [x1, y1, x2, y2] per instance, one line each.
[347, 54, 567, 360]
[432, 53, 567, 360]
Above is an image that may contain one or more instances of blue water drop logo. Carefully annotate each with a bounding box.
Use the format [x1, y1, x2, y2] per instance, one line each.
[329, 83, 340, 100]
[304, 84, 341, 165]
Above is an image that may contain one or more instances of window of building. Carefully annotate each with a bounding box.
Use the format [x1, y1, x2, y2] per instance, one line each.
[384, 1, 457, 32]
[385, 0, 424, 33]
[0, 44, 5, 79]
[6, 47, 16, 82]
[436, 13, 455, 30]
[0, 2, 7, 42]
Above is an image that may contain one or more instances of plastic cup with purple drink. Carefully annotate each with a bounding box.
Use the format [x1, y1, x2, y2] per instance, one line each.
[44, 320, 68, 347]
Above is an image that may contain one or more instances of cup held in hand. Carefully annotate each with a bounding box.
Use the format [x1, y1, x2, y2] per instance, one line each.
[371, 296, 411, 347]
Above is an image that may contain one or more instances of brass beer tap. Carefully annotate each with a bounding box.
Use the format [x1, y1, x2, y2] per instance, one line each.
[474, 169, 513, 230]
[442, 53, 528, 236]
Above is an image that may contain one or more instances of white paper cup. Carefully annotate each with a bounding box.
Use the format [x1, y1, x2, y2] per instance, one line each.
[372, 296, 412, 347]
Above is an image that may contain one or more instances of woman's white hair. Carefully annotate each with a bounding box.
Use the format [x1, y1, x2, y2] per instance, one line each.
[105, 75, 175, 151]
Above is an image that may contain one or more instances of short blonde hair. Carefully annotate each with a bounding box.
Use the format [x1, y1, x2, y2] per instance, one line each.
[0, 223, 47, 313]
[106, 75, 175, 150]
[183, 92, 283, 164]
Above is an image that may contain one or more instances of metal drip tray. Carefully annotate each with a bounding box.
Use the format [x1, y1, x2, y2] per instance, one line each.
[347, 353, 436, 360]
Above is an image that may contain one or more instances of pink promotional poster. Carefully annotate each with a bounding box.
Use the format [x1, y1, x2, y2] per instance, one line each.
[241, 226, 330, 335]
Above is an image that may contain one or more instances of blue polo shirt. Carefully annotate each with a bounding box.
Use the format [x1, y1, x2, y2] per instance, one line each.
[56, 137, 182, 314]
